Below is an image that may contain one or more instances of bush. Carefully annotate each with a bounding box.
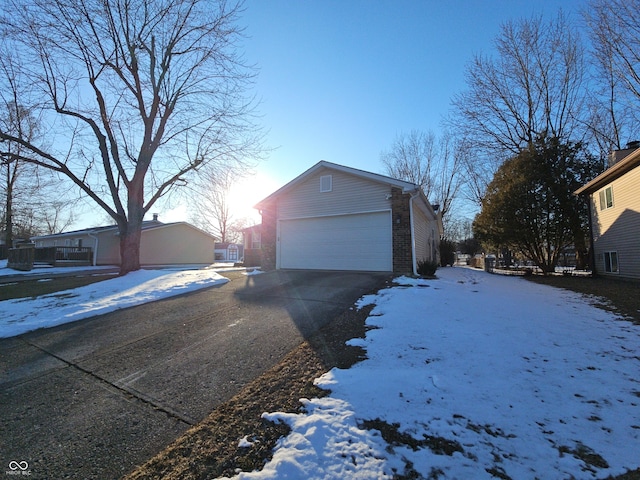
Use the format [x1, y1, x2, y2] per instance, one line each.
[417, 259, 438, 276]
[440, 239, 456, 267]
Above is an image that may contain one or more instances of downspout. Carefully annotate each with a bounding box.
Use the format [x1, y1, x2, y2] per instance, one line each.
[408, 190, 419, 276]
[88, 231, 99, 266]
[586, 196, 596, 276]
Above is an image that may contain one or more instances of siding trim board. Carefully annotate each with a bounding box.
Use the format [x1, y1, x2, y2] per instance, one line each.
[273, 208, 392, 222]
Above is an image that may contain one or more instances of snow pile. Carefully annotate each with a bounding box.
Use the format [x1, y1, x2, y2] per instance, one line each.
[223, 268, 640, 479]
[0, 268, 228, 338]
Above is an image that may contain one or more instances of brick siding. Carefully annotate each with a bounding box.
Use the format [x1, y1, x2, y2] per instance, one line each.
[391, 187, 414, 274]
[260, 205, 277, 271]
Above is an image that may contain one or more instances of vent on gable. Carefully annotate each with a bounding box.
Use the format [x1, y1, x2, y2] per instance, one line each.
[320, 175, 332, 192]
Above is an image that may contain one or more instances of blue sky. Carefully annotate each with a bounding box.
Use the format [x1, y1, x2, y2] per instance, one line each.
[207, 0, 587, 223]
[77, 1, 588, 227]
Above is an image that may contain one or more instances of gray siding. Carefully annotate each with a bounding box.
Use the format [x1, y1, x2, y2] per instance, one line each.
[277, 168, 392, 219]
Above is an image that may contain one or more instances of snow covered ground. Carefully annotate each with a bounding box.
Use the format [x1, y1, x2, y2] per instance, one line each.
[1, 260, 638, 478]
[221, 268, 640, 480]
[0, 260, 251, 338]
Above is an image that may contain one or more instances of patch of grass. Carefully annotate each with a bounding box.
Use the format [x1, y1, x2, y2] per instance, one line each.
[485, 466, 512, 480]
[360, 418, 463, 456]
[465, 421, 516, 439]
[358, 419, 466, 479]
[558, 443, 609, 471]
[0, 273, 117, 301]
[526, 274, 640, 325]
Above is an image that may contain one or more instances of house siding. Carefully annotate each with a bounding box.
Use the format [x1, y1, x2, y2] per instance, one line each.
[590, 165, 640, 280]
[33, 223, 216, 266]
[140, 224, 215, 265]
[413, 205, 436, 264]
[95, 231, 120, 265]
[277, 168, 391, 220]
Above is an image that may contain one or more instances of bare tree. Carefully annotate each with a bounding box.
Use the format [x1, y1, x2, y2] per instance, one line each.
[189, 164, 245, 243]
[584, 0, 640, 151]
[37, 199, 77, 235]
[0, 101, 41, 245]
[449, 11, 588, 199]
[381, 130, 464, 237]
[381, 131, 438, 195]
[0, 0, 261, 274]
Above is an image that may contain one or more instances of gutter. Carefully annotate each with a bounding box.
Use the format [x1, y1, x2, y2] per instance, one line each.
[575, 147, 640, 195]
[585, 198, 596, 275]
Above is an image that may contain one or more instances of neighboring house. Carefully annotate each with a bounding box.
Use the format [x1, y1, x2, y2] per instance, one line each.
[254, 161, 443, 274]
[241, 224, 262, 267]
[214, 242, 243, 262]
[31, 218, 217, 266]
[575, 144, 640, 280]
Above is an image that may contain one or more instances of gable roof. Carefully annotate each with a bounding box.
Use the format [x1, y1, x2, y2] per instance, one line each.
[575, 147, 640, 195]
[254, 160, 422, 210]
[31, 221, 217, 241]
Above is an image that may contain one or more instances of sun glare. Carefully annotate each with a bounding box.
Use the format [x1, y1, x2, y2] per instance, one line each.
[227, 173, 280, 224]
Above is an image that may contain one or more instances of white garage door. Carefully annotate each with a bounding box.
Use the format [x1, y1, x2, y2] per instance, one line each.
[278, 211, 392, 271]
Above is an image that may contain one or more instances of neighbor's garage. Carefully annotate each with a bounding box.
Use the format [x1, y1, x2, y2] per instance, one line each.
[278, 211, 392, 271]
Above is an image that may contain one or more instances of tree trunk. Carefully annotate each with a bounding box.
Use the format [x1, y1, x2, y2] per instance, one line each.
[119, 223, 142, 275]
[5, 191, 12, 248]
[5, 163, 13, 248]
[119, 178, 145, 275]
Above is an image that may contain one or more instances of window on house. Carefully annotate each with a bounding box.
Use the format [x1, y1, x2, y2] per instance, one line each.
[320, 175, 332, 192]
[604, 251, 618, 273]
[251, 232, 261, 250]
[598, 186, 614, 210]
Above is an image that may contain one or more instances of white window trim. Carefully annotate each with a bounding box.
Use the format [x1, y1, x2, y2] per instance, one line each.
[603, 250, 619, 273]
[320, 175, 332, 193]
[598, 186, 614, 211]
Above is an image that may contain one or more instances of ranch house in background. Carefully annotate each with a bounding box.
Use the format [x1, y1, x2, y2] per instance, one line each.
[575, 142, 640, 280]
[31, 216, 217, 266]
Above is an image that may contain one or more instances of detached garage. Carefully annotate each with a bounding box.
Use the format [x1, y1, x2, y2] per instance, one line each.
[255, 161, 442, 274]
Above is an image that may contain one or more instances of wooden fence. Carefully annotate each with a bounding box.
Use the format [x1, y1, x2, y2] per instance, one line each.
[8, 245, 93, 271]
[7, 244, 35, 271]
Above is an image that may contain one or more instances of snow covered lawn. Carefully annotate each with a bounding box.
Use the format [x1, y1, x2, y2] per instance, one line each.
[0, 266, 230, 338]
[225, 267, 640, 479]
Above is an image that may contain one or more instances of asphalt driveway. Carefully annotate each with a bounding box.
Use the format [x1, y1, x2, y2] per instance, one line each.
[0, 269, 389, 479]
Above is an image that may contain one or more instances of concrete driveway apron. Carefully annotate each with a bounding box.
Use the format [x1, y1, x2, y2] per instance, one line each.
[0, 270, 389, 479]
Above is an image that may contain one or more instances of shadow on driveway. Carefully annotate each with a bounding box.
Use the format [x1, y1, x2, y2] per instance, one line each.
[0, 269, 391, 480]
[234, 269, 391, 335]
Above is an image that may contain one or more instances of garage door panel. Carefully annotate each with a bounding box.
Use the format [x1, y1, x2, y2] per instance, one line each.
[279, 212, 392, 271]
